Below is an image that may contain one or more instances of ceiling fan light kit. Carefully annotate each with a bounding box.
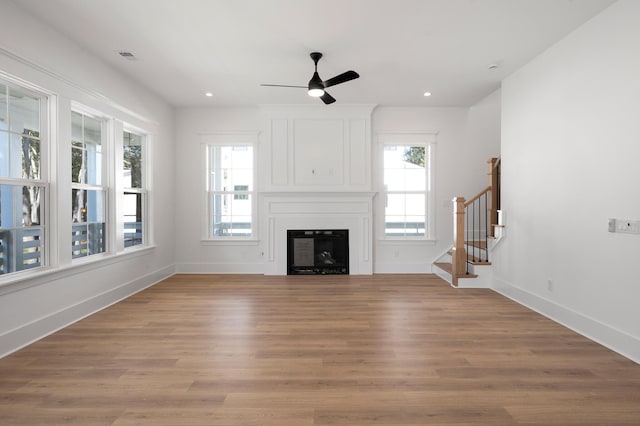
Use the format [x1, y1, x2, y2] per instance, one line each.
[307, 71, 325, 97]
[261, 51, 359, 104]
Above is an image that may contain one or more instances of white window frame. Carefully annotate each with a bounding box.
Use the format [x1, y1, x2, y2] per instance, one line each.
[70, 107, 110, 260]
[0, 69, 155, 286]
[377, 132, 436, 241]
[202, 133, 258, 241]
[122, 126, 149, 249]
[0, 76, 50, 278]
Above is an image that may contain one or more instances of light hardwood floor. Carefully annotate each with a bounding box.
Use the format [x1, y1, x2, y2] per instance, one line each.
[1, 274, 639, 425]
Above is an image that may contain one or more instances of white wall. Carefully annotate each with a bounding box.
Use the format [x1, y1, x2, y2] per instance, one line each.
[174, 107, 263, 273]
[174, 100, 500, 274]
[373, 100, 501, 273]
[496, 0, 640, 362]
[0, 2, 176, 356]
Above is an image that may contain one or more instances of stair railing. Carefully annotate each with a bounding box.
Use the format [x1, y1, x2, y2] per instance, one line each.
[451, 157, 500, 287]
[464, 186, 491, 266]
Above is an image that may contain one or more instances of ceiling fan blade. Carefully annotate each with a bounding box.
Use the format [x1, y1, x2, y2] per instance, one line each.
[323, 70, 359, 88]
[320, 92, 336, 105]
[260, 84, 307, 88]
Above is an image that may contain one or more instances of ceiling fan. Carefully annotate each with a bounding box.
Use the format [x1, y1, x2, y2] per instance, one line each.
[260, 52, 359, 104]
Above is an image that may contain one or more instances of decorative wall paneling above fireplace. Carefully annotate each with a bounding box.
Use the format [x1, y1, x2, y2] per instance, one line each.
[260, 105, 375, 192]
[259, 105, 376, 275]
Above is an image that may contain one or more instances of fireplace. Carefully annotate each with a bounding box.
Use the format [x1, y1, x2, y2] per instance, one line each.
[261, 192, 373, 275]
[287, 229, 349, 275]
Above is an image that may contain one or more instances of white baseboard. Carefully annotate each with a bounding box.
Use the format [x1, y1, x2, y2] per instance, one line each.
[492, 277, 640, 365]
[0, 266, 175, 358]
[175, 262, 265, 274]
[373, 262, 431, 274]
[177, 262, 426, 275]
[459, 264, 492, 288]
[456, 277, 490, 289]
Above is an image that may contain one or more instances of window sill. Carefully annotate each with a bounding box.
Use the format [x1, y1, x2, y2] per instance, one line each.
[0, 245, 156, 296]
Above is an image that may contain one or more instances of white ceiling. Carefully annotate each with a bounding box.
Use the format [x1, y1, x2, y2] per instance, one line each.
[12, 0, 615, 108]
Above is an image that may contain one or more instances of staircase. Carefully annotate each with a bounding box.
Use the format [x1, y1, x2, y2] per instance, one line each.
[433, 157, 502, 288]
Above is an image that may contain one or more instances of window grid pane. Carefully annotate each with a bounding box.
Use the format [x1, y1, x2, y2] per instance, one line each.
[0, 85, 7, 131]
[1, 85, 42, 181]
[71, 112, 102, 185]
[123, 130, 146, 248]
[0, 80, 46, 276]
[0, 184, 45, 274]
[210, 192, 253, 238]
[384, 144, 428, 238]
[71, 188, 106, 258]
[71, 110, 107, 259]
[123, 191, 143, 247]
[209, 146, 254, 192]
[123, 131, 143, 189]
[207, 144, 254, 239]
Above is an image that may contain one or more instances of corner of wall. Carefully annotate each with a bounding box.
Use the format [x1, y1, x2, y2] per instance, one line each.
[0, 266, 175, 358]
[492, 276, 640, 365]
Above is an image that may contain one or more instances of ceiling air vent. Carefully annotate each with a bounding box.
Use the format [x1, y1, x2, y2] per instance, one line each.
[118, 51, 137, 61]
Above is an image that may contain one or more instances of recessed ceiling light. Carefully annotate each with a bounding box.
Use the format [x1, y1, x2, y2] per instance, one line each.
[205, 92, 213, 97]
[423, 92, 432, 97]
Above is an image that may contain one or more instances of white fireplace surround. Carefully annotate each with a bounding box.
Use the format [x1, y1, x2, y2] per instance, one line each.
[260, 192, 374, 275]
[258, 105, 376, 275]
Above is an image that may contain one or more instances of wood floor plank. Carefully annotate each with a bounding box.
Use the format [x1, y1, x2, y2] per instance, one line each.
[0, 273, 639, 425]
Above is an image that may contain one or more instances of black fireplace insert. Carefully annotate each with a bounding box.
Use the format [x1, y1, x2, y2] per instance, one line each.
[287, 229, 349, 275]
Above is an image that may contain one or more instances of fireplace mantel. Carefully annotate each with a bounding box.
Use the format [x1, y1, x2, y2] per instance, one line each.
[260, 192, 375, 275]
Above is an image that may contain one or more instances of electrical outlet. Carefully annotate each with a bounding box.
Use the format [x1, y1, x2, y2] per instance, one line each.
[610, 219, 640, 234]
[547, 279, 554, 292]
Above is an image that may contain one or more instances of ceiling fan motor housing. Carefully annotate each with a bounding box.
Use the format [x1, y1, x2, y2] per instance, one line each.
[308, 52, 325, 94]
[308, 71, 325, 93]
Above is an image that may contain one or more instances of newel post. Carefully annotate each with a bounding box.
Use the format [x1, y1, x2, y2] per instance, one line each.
[451, 197, 466, 287]
[488, 157, 500, 237]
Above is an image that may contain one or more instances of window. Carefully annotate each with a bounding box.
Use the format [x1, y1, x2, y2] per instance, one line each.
[71, 111, 106, 258]
[383, 144, 431, 238]
[0, 81, 47, 275]
[0, 71, 154, 281]
[123, 130, 147, 247]
[206, 144, 254, 238]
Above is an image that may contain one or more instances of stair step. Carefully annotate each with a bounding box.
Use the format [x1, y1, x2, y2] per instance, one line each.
[465, 240, 488, 249]
[445, 250, 490, 265]
[433, 262, 478, 278]
[468, 257, 491, 266]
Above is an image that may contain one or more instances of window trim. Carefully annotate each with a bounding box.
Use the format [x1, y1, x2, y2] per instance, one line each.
[70, 108, 110, 259]
[122, 126, 149, 249]
[0, 69, 156, 286]
[201, 133, 258, 242]
[0, 77, 51, 277]
[377, 132, 437, 241]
